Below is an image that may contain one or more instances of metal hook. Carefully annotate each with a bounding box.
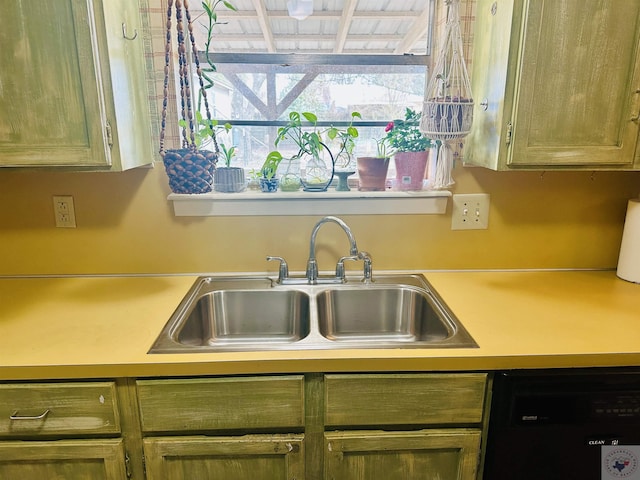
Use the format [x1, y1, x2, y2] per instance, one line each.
[590, 171, 596, 181]
[122, 23, 138, 41]
[540, 171, 546, 180]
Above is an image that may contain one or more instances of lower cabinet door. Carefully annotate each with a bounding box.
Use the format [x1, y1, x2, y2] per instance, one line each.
[324, 429, 481, 480]
[0, 439, 127, 479]
[143, 434, 305, 480]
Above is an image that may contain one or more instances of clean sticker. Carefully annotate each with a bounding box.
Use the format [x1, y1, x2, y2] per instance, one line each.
[602, 446, 640, 479]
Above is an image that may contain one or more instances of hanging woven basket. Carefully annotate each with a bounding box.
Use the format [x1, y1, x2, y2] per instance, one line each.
[159, 0, 219, 194]
[420, 0, 474, 188]
[162, 148, 216, 194]
[421, 0, 474, 140]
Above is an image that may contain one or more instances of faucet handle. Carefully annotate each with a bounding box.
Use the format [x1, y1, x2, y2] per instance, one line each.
[266, 256, 289, 283]
[358, 251, 373, 282]
[335, 255, 359, 282]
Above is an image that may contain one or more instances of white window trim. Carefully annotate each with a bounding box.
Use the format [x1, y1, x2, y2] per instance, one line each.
[168, 190, 450, 216]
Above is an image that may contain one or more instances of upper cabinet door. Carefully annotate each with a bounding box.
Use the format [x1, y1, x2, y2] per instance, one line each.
[467, 0, 640, 170]
[0, 1, 108, 167]
[0, 0, 153, 170]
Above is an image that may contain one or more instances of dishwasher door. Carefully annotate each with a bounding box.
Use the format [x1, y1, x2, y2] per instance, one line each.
[484, 368, 640, 480]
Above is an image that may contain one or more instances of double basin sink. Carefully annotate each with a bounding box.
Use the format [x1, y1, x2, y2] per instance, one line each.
[149, 274, 478, 353]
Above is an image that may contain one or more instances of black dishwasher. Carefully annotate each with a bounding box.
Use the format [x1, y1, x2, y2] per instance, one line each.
[484, 368, 640, 480]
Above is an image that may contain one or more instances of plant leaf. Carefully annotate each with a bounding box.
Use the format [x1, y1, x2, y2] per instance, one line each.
[289, 111, 301, 124]
[302, 112, 317, 124]
[222, 1, 237, 11]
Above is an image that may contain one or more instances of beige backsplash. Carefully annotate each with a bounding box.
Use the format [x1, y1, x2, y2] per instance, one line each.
[0, 163, 638, 275]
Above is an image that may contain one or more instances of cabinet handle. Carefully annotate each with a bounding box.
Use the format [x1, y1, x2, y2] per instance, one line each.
[631, 89, 640, 122]
[9, 409, 50, 421]
[122, 23, 138, 41]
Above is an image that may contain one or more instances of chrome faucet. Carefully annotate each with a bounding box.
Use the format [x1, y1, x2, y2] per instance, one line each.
[306, 216, 358, 284]
[267, 216, 373, 284]
[266, 256, 289, 284]
[358, 251, 373, 283]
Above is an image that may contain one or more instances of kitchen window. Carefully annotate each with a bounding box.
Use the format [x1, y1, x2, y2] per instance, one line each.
[145, 0, 453, 215]
[198, 52, 430, 175]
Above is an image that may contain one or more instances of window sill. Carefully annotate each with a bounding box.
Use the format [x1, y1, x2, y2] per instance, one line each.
[168, 189, 451, 216]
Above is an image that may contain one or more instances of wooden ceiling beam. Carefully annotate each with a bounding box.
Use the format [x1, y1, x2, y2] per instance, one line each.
[333, 0, 359, 53]
[249, 0, 276, 52]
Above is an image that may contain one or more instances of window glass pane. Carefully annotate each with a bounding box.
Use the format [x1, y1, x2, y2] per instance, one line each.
[194, 56, 427, 173]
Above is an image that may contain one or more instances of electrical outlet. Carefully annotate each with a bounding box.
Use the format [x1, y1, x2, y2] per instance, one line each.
[53, 195, 76, 228]
[451, 193, 490, 230]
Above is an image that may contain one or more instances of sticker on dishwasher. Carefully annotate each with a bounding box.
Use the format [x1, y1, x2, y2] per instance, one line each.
[603, 446, 640, 479]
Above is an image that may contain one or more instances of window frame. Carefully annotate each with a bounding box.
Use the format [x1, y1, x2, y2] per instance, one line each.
[161, 26, 451, 215]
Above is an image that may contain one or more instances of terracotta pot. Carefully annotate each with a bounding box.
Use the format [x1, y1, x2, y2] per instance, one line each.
[356, 156, 390, 191]
[394, 150, 429, 191]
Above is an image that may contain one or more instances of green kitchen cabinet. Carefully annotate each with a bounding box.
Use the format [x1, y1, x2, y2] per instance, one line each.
[136, 373, 487, 480]
[324, 430, 481, 480]
[0, 440, 127, 479]
[323, 373, 486, 480]
[137, 375, 307, 480]
[0, 381, 129, 479]
[466, 0, 640, 170]
[0, 0, 153, 169]
[0, 373, 488, 479]
[143, 436, 305, 480]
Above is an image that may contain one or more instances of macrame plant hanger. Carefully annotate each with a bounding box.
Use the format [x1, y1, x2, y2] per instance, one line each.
[420, 0, 474, 189]
[159, 0, 219, 194]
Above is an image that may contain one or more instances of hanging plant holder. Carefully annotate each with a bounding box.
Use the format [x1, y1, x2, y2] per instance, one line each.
[420, 0, 474, 189]
[162, 148, 216, 194]
[159, 0, 219, 194]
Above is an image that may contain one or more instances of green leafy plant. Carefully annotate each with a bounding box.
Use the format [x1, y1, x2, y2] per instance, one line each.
[187, 0, 236, 153]
[200, 0, 237, 75]
[261, 151, 283, 180]
[374, 138, 389, 158]
[275, 111, 322, 159]
[384, 108, 434, 153]
[179, 112, 232, 149]
[247, 168, 261, 180]
[264, 111, 361, 188]
[272, 110, 361, 162]
[219, 142, 237, 167]
[330, 112, 360, 165]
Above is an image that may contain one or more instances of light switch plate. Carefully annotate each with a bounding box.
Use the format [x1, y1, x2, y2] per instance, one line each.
[451, 193, 490, 230]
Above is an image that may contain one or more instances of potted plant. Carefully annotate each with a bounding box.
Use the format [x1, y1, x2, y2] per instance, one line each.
[356, 137, 390, 192]
[259, 151, 283, 192]
[246, 168, 262, 191]
[159, 0, 236, 194]
[276, 111, 327, 191]
[385, 108, 435, 191]
[278, 155, 303, 192]
[214, 136, 246, 193]
[271, 111, 360, 191]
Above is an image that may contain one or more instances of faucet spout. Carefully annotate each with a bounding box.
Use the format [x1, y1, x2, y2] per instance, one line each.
[306, 216, 359, 283]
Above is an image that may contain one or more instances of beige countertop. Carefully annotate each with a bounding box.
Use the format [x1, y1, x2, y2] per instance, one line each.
[0, 270, 639, 380]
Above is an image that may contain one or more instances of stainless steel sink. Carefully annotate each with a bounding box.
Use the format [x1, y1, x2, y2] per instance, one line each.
[316, 286, 452, 343]
[175, 289, 311, 347]
[149, 274, 478, 353]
